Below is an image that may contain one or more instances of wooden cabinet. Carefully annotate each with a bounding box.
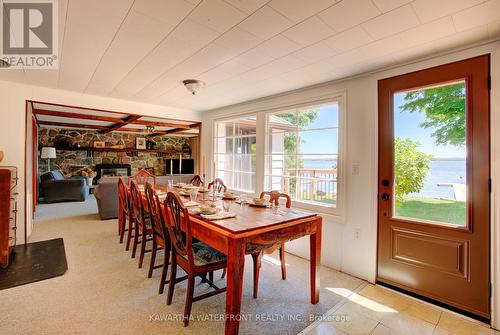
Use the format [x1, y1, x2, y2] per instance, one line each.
[0, 167, 18, 268]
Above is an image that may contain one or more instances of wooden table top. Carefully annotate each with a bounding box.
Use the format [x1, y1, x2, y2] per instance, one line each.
[153, 185, 317, 235]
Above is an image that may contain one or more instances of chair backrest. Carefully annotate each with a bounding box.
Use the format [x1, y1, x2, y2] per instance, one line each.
[145, 182, 169, 247]
[189, 175, 204, 186]
[164, 192, 194, 265]
[129, 169, 156, 186]
[260, 190, 291, 208]
[129, 180, 146, 230]
[117, 177, 130, 215]
[208, 178, 227, 193]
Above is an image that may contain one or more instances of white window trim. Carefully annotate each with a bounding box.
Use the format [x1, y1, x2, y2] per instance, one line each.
[210, 93, 346, 217]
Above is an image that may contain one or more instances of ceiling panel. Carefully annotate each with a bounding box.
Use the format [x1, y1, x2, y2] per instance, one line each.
[319, 0, 381, 32]
[282, 16, 336, 46]
[57, 0, 134, 91]
[238, 5, 294, 39]
[1, 0, 499, 113]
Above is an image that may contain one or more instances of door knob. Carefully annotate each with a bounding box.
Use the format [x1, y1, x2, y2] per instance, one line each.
[380, 193, 390, 201]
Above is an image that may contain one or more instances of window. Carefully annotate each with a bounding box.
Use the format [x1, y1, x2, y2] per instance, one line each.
[264, 102, 340, 209]
[214, 116, 257, 193]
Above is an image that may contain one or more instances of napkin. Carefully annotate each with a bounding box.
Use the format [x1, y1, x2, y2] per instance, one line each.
[183, 201, 199, 207]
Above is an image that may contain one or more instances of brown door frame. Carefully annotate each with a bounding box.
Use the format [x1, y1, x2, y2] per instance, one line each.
[377, 55, 490, 318]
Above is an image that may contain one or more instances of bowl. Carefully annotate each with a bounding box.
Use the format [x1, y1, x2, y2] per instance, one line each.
[252, 198, 266, 205]
[200, 205, 217, 215]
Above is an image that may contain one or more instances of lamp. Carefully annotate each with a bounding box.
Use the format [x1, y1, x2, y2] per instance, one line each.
[41, 147, 56, 172]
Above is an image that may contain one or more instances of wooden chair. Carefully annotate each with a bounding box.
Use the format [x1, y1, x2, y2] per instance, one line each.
[208, 178, 227, 193]
[118, 177, 132, 245]
[129, 180, 153, 268]
[164, 192, 226, 327]
[189, 175, 204, 187]
[252, 190, 291, 298]
[129, 169, 156, 185]
[145, 183, 171, 294]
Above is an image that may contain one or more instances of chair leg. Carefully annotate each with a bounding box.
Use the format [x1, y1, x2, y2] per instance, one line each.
[118, 209, 123, 236]
[167, 256, 177, 305]
[148, 241, 157, 278]
[131, 224, 139, 258]
[221, 268, 226, 279]
[159, 247, 170, 295]
[125, 217, 134, 251]
[209, 270, 214, 282]
[138, 229, 147, 268]
[183, 274, 195, 327]
[119, 210, 127, 244]
[279, 244, 286, 280]
[252, 252, 262, 299]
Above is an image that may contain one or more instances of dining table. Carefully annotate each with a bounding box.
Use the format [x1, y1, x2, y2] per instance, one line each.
[146, 185, 323, 335]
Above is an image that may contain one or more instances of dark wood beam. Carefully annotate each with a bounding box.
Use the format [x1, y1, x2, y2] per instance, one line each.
[38, 121, 108, 130]
[130, 119, 192, 129]
[164, 128, 199, 135]
[33, 109, 125, 123]
[100, 115, 142, 134]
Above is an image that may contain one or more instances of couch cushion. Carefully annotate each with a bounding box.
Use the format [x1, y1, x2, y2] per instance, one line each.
[51, 170, 65, 180]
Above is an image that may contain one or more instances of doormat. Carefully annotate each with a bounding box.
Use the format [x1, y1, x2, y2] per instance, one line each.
[0, 238, 67, 290]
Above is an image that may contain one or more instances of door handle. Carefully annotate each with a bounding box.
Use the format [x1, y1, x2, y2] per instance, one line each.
[380, 193, 390, 201]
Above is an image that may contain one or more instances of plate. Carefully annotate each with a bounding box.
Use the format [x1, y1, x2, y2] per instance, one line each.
[222, 195, 238, 200]
[249, 202, 269, 207]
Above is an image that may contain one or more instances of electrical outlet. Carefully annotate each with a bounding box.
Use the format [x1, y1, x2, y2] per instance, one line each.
[354, 228, 361, 240]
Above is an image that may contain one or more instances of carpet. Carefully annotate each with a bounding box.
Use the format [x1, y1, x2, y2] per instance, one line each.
[0, 199, 365, 334]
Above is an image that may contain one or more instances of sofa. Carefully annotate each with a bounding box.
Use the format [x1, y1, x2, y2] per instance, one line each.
[40, 170, 89, 203]
[94, 175, 195, 220]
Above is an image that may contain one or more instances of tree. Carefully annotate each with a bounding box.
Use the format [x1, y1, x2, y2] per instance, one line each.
[394, 137, 432, 202]
[400, 82, 466, 147]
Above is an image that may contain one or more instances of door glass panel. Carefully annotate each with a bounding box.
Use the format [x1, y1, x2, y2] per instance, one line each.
[393, 81, 467, 226]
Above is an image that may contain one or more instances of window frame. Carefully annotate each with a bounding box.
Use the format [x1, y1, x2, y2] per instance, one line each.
[210, 94, 345, 216]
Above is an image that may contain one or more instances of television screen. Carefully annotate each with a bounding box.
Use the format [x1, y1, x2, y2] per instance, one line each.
[166, 159, 194, 175]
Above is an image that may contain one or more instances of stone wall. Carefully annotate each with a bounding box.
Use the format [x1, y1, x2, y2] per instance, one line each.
[38, 128, 192, 177]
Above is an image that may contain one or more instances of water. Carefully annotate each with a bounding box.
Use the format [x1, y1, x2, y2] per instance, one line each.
[302, 159, 466, 200]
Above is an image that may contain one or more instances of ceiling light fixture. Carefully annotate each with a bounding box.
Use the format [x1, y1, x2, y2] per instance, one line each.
[0, 59, 10, 68]
[146, 125, 155, 133]
[183, 79, 205, 95]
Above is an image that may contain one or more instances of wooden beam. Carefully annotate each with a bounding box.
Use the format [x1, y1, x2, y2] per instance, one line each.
[33, 109, 125, 123]
[100, 115, 142, 134]
[38, 121, 108, 130]
[130, 119, 192, 129]
[164, 128, 199, 135]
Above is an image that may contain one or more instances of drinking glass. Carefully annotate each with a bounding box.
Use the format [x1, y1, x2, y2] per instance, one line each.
[189, 189, 198, 202]
[239, 193, 247, 206]
[167, 179, 173, 191]
[222, 201, 231, 212]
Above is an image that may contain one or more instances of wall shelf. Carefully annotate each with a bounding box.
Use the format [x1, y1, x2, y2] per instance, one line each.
[48, 147, 183, 154]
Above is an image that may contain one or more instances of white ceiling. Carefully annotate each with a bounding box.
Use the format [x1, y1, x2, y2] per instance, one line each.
[2, 0, 500, 112]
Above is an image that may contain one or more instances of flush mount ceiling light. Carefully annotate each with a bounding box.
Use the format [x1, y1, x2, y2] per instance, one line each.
[183, 79, 205, 95]
[0, 59, 10, 68]
[146, 125, 155, 133]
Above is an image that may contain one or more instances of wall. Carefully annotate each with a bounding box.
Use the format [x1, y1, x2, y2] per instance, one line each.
[202, 41, 500, 327]
[0, 80, 200, 246]
[37, 127, 191, 177]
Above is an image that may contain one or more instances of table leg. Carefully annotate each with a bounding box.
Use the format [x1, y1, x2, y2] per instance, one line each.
[225, 238, 245, 335]
[310, 217, 322, 304]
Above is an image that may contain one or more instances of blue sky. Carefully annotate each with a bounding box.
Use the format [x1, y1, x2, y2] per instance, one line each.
[298, 98, 466, 159]
[394, 93, 466, 159]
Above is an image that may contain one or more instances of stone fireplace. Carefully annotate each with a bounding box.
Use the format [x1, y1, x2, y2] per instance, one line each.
[95, 164, 131, 181]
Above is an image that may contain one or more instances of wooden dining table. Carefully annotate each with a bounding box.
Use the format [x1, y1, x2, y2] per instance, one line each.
[148, 186, 322, 335]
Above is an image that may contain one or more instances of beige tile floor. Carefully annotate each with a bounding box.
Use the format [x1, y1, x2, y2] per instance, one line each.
[302, 284, 499, 335]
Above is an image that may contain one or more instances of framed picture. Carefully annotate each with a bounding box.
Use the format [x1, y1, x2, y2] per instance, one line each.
[136, 137, 146, 149]
[93, 141, 105, 148]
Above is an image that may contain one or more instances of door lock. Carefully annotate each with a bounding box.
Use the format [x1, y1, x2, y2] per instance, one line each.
[382, 179, 390, 187]
[380, 193, 390, 201]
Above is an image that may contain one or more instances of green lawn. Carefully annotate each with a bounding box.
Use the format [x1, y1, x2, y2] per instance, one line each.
[395, 197, 466, 226]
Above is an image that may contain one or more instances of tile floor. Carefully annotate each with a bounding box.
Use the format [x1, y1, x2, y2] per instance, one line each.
[302, 284, 498, 335]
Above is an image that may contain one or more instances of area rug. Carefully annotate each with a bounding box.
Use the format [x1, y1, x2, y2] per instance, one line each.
[0, 238, 67, 290]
